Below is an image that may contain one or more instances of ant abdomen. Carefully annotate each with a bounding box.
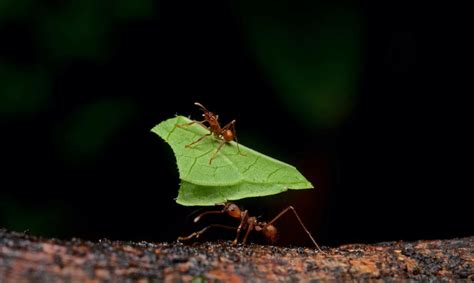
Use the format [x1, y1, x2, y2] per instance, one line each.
[223, 129, 234, 141]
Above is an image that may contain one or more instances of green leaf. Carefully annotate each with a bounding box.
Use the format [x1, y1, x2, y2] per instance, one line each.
[151, 116, 313, 206]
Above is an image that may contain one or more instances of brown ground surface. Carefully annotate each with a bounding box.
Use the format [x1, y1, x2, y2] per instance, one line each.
[0, 228, 472, 282]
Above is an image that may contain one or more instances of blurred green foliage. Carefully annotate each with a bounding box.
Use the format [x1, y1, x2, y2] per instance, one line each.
[1, 0, 154, 235]
[0, 0, 154, 137]
[234, 1, 362, 129]
[0, 65, 50, 116]
[38, 1, 109, 62]
[0, 197, 68, 237]
[0, 0, 31, 20]
[1, 0, 362, 237]
[36, 0, 154, 62]
[1, 0, 155, 116]
[114, 0, 155, 19]
[56, 97, 138, 164]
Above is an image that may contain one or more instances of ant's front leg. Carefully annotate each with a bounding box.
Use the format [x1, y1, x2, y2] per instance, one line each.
[176, 119, 209, 130]
[193, 203, 230, 223]
[177, 224, 236, 241]
[241, 222, 255, 245]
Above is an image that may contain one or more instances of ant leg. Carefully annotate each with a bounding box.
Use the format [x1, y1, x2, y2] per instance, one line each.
[209, 140, 226, 164]
[267, 206, 323, 252]
[193, 203, 230, 223]
[221, 120, 235, 130]
[177, 224, 236, 241]
[222, 120, 245, 156]
[176, 121, 196, 128]
[232, 210, 248, 246]
[176, 120, 209, 130]
[241, 222, 254, 244]
[230, 122, 246, 156]
[186, 133, 211, 148]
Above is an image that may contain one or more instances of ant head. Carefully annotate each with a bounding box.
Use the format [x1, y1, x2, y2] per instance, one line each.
[195, 102, 213, 115]
[261, 224, 277, 244]
[195, 102, 219, 121]
[225, 203, 241, 219]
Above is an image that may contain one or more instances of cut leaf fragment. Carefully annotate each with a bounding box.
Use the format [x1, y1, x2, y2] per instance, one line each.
[151, 116, 314, 206]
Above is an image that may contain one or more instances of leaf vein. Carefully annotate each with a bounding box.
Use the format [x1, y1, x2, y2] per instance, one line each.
[241, 156, 260, 174]
[266, 167, 284, 181]
[165, 121, 179, 141]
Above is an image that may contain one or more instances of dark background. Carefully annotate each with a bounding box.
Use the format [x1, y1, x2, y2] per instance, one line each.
[1, 1, 472, 247]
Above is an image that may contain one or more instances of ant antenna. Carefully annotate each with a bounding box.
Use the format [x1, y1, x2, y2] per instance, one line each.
[194, 102, 209, 112]
[185, 207, 207, 222]
[193, 203, 230, 223]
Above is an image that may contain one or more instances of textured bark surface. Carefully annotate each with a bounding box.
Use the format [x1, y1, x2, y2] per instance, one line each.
[1, 229, 473, 282]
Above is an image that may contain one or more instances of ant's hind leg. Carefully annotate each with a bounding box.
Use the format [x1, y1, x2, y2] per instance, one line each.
[177, 224, 236, 241]
[186, 133, 211, 148]
[224, 120, 246, 157]
[209, 140, 226, 164]
[233, 133, 246, 157]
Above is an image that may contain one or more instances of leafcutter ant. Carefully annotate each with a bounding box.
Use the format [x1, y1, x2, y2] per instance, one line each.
[177, 202, 323, 251]
[176, 102, 245, 164]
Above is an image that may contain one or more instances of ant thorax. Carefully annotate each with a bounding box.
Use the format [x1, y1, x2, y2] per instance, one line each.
[177, 102, 244, 164]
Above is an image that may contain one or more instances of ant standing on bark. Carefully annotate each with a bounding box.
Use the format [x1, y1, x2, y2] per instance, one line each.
[177, 202, 323, 251]
[176, 102, 245, 164]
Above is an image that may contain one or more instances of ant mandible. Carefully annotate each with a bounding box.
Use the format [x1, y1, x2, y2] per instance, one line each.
[177, 202, 323, 251]
[177, 102, 245, 164]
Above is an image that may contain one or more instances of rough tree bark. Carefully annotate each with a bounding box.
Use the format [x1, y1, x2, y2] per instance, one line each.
[0, 228, 472, 282]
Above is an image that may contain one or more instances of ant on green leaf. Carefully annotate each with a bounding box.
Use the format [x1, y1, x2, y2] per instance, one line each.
[176, 102, 245, 164]
[178, 202, 323, 251]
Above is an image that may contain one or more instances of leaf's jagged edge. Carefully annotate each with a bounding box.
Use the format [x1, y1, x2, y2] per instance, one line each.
[153, 116, 301, 180]
[152, 116, 313, 183]
[152, 116, 314, 205]
[176, 181, 293, 206]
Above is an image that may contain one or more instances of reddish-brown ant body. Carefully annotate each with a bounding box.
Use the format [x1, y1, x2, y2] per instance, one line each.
[177, 102, 244, 164]
[177, 202, 322, 251]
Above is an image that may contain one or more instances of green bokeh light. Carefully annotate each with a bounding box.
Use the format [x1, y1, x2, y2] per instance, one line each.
[56, 97, 138, 164]
[36, 1, 109, 62]
[234, 1, 362, 129]
[0, 0, 31, 20]
[113, 0, 155, 20]
[0, 197, 69, 237]
[0, 65, 50, 116]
